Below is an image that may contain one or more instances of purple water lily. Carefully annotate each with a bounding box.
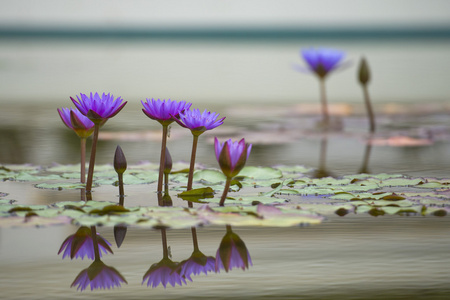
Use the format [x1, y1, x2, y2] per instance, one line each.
[215, 225, 252, 273]
[57, 107, 95, 183]
[215, 137, 252, 178]
[141, 99, 192, 202]
[70, 92, 127, 193]
[172, 108, 225, 192]
[141, 98, 192, 126]
[297, 48, 346, 125]
[71, 92, 127, 123]
[300, 47, 345, 79]
[142, 257, 187, 288]
[71, 260, 127, 291]
[58, 226, 113, 260]
[174, 109, 225, 135]
[57, 107, 95, 139]
[214, 137, 252, 206]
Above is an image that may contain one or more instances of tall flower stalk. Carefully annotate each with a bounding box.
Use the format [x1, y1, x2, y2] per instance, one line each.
[57, 108, 95, 183]
[141, 99, 191, 199]
[358, 57, 376, 133]
[71, 93, 127, 194]
[214, 137, 252, 206]
[172, 109, 225, 192]
[298, 48, 346, 124]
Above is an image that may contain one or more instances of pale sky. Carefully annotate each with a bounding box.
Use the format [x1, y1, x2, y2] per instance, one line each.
[1, 0, 450, 29]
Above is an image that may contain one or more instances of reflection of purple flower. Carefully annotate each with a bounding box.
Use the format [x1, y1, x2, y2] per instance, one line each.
[300, 48, 345, 78]
[215, 137, 252, 179]
[215, 226, 252, 272]
[71, 92, 127, 123]
[142, 257, 187, 288]
[141, 98, 192, 126]
[58, 226, 113, 260]
[174, 109, 225, 135]
[57, 107, 95, 138]
[179, 250, 216, 280]
[71, 260, 127, 291]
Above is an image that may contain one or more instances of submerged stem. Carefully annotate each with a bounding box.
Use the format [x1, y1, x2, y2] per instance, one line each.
[187, 134, 199, 191]
[219, 177, 232, 206]
[362, 84, 376, 133]
[157, 125, 169, 196]
[80, 138, 86, 183]
[319, 78, 329, 124]
[86, 123, 100, 193]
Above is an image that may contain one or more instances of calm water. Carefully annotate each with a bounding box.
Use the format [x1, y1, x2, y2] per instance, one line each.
[1, 37, 450, 299]
[1, 215, 450, 300]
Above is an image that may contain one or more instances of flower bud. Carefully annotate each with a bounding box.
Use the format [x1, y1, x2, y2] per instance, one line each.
[358, 57, 370, 85]
[114, 145, 127, 175]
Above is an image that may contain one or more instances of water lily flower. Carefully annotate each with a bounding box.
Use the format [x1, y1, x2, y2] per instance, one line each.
[214, 137, 252, 206]
[297, 47, 346, 124]
[71, 92, 127, 123]
[141, 98, 192, 126]
[57, 107, 95, 139]
[215, 225, 252, 273]
[142, 257, 187, 288]
[58, 226, 113, 260]
[172, 108, 225, 192]
[57, 108, 95, 183]
[70, 92, 127, 193]
[173, 109, 225, 136]
[300, 47, 345, 79]
[141, 98, 192, 202]
[71, 260, 127, 291]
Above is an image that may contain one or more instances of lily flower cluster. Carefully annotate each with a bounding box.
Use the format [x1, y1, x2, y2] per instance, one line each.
[58, 92, 251, 206]
[141, 98, 249, 205]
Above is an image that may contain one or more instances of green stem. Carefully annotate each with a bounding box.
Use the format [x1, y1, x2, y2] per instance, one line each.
[157, 125, 168, 196]
[362, 84, 376, 133]
[80, 138, 86, 183]
[219, 177, 232, 207]
[118, 173, 124, 197]
[319, 78, 329, 124]
[86, 123, 100, 193]
[90, 226, 100, 261]
[187, 134, 199, 191]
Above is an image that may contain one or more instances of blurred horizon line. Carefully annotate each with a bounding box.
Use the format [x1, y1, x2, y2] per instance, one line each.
[1, 26, 450, 40]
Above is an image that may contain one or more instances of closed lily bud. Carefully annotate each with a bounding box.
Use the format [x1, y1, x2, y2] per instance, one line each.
[215, 137, 252, 179]
[358, 57, 370, 85]
[114, 145, 127, 174]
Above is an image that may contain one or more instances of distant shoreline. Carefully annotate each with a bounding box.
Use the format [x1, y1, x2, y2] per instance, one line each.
[1, 26, 450, 40]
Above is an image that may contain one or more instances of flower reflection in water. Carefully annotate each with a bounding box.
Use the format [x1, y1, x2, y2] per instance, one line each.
[215, 225, 252, 272]
[142, 257, 187, 288]
[142, 228, 187, 288]
[178, 227, 216, 281]
[71, 259, 127, 291]
[63, 226, 127, 291]
[58, 226, 113, 260]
